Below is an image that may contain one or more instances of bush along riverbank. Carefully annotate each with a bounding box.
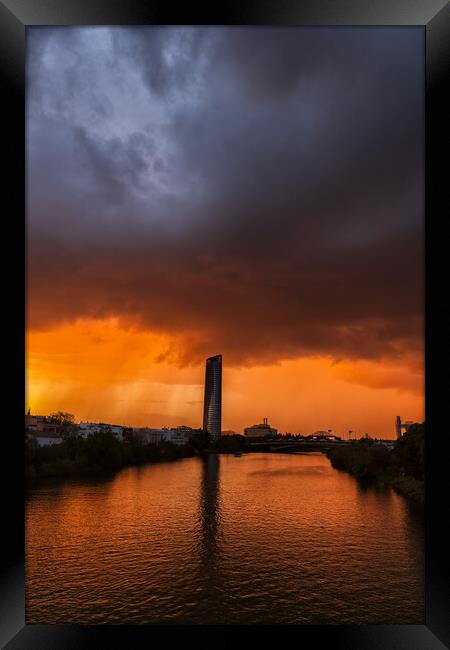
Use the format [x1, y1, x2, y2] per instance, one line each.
[326, 423, 424, 504]
[26, 430, 198, 483]
[25, 429, 253, 484]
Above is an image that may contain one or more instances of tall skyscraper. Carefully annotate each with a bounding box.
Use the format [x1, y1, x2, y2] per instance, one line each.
[203, 354, 222, 440]
[395, 416, 402, 440]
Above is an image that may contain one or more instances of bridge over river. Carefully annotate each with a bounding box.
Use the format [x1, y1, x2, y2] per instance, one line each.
[246, 439, 351, 453]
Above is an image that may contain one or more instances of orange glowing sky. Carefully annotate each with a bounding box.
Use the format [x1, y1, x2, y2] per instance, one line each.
[26, 318, 423, 438]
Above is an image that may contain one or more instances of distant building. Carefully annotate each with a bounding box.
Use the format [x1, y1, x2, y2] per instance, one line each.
[25, 413, 43, 430]
[25, 412, 61, 435]
[122, 427, 134, 442]
[163, 428, 191, 446]
[78, 422, 98, 437]
[244, 418, 277, 438]
[132, 427, 192, 446]
[78, 422, 124, 441]
[171, 425, 195, 436]
[32, 434, 63, 447]
[395, 416, 414, 440]
[203, 354, 222, 440]
[133, 428, 166, 445]
[26, 424, 63, 447]
[310, 430, 341, 440]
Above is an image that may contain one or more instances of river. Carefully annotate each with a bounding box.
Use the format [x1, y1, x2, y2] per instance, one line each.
[26, 452, 424, 624]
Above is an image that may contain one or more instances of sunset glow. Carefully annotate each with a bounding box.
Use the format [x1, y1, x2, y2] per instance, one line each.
[26, 317, 423, 437]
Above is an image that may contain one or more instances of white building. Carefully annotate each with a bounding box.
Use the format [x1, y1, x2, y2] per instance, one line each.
[133, 428, 166, 445]
[78, 422, 124, 441]
[132, 426, 192, 446]
[315, 430, 331, 436]
[163, 428, 190, 446]
[32, 434, 63, 447]
[244, 418, 278, 438]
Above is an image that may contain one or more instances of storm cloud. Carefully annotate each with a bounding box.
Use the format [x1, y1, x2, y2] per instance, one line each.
[27, 27, 424, 367]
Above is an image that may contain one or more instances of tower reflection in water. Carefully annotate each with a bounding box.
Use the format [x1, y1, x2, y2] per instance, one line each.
[197, 453, 223, 617]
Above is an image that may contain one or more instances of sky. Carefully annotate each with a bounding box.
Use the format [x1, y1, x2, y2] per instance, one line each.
[26, 27, 424, 437]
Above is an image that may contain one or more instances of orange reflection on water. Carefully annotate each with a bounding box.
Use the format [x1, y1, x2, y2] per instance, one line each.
[26, 453, 424, 624]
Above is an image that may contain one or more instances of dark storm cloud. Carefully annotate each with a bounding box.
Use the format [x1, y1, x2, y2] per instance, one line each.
[26, 27, 424, 366]
[110, 27, 211, 98]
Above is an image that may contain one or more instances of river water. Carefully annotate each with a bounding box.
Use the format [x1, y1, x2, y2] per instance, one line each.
[26, 452, 424, 624]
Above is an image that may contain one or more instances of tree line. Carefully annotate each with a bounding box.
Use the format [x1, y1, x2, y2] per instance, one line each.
[26, 426, 195, 480]
[327, 423, 424, 503]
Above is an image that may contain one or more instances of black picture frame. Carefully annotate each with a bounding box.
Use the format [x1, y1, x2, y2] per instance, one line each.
[2, 1, 449, 647]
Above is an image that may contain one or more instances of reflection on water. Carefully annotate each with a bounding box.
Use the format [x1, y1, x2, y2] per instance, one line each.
[26, 453, 424, 624]
[197, 454, 222, 612]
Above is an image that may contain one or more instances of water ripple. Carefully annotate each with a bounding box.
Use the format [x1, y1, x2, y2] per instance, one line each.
[26, 453, 424, 624]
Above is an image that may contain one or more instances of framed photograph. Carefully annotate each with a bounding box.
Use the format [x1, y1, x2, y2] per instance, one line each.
[2, 1, 449, 647]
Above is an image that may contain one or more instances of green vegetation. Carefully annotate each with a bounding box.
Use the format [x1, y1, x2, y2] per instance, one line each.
[26, 426, 257, 483]
[327, 423, 425, 504]
[213, 434, 248, 453]
[184, 432, 249, 454]
[26, 429, 195, 482]
[188, 430, 211, 454]
[46, 411, 79, 436]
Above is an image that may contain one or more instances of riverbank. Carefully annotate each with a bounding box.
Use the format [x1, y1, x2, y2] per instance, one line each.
[25, 429, 254, 485]
[326, 426, 424, 505]
[389, 475, 424, 504]
[330, 461, 424, 504]
[26, 432, 198, 484]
